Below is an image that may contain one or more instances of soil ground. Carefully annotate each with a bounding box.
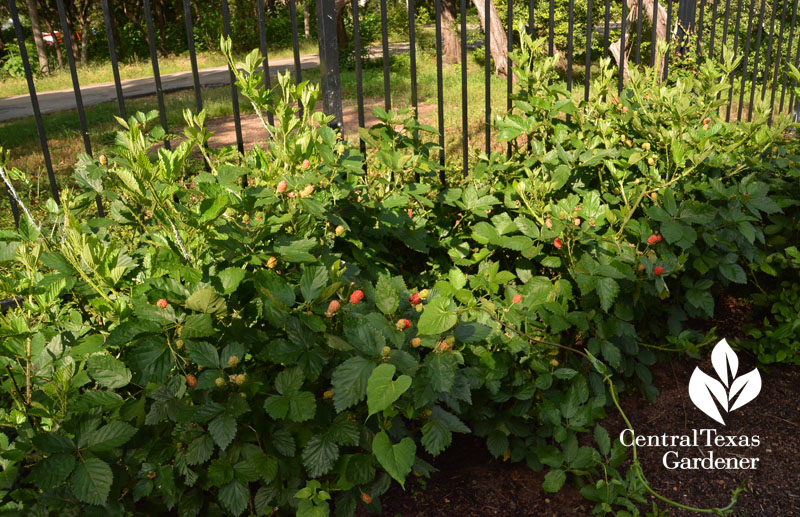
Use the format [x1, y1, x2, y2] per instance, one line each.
[355, 294, 800, 517]
[355, 360, 799, 517]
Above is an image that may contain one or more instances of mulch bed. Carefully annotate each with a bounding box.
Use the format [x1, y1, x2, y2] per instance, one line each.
[356, 294, 800, 516]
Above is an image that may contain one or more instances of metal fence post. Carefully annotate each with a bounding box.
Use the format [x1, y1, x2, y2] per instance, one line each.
[677, 0, 698, 56]
[316, 0, 344, 133]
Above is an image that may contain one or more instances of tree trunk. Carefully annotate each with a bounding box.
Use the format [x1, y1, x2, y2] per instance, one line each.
[609, 0, 668, 81]
[303, 0, 311, 39]
[335, 0, 348, 49]
[440, 0, 460, 64]
[80, 20, 89, 65]
[156, 0, 168, 56]
[42, 16, 63, 68]
[472, 0, 508, 76]
[0, 25, 5, 55]
[25, 0, 50, 74]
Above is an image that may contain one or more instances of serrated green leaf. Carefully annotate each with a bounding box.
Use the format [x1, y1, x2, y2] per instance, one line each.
[71, 457, 112, 505]
[366, 364, 412, 416]
[600, 341, 621, 369]
[416, 297, 457, 336]
[371, 432, 415, 488]
[264, 395, 289, 419]
[216, 268, 246, 295]
[186, 341, 219, 368]
[219, 480, 249, 516]
[181, 313, 214, 338]
[186, 288, 227, 315]
[87, 354, 132, 389]
[302, 434, 340, 477]
[86, 421, 137, 452]
[287, 391, 316, 422]
[186, 435, 215, 465]
[209, 413, 237, 450]
[486, 430, 509, 458]
[596, 277, 619, 312]
[300, 266, 328, 302]
[331, 356, 375, 412]
[374, 275, 399, 315]
[594, 426, 611, 456]
[248, 452, 278, 482]
[542, 468, 566, 492]
[33, 453, 75, 490]
[209, 459, 234, 486]
[454, 321, 493, 342]
[719, 263, 747, 284]
[421, 418, 451, 456]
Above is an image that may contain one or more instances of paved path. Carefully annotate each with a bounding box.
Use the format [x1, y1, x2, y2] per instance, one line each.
[0, 43, 410, 122]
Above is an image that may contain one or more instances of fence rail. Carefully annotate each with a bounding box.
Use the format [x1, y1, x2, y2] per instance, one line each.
[3, 0, 800, 229]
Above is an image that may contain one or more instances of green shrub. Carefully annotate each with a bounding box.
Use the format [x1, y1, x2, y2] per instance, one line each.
[0, 32, 796, 517]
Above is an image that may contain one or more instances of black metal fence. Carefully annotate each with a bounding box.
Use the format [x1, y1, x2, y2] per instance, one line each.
[3, 0, 800, 228]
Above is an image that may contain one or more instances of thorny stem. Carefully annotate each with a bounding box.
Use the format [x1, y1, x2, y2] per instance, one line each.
[604, 374, 743, 514]
[466, 304, 743, 515]
[0, 164, 39, 230]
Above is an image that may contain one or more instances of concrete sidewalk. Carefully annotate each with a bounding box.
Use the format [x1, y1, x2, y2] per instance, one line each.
[0, 43, 410, 122]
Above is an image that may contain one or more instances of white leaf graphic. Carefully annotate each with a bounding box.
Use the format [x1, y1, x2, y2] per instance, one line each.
[688, 367, 729, 425]
[728, 368, 762, 412]
[711, 338, 738, 387]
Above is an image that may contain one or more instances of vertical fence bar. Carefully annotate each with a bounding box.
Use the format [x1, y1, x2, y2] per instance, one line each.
[663, 0, 673, 80]
[719, 0, 732, 70]
[143, 0, 170, 150]
[409, 0, 419, 120]
[696, 0, 707, 62]
[585, 0, 593, 101]
[257, 0, 275, 126]
[737, 0, 757, 121]
[184, 0, 204, 113]
[486, 0, 492, 154]
[747, 0, 768, 121]
[434, 0, 445, 172]
[352, 0, 366, 158]
[618, 0, 627, 92]
[507, 0, 514, 157]
[380, 0, 392, 110]
[603, 0, 611, 58]
[678, 0, 697, 57]
[725, 0, 744, 120]
[529, 0, 535, 36]
[461, 0, 470, 175]
[567, 0, 575, 92]
[635, 0, 644, 64]
[7, 0, 59, 204]
[709, 0, 720, 60]
[650, 0, 659, 67]
[56, 0, 103, 216]
[779, 0, 799, 112]
[507, 0, 513, 105]
[221, 0, 245, 155]
[289, 0, 303, 82]
[101, 0, 126, 119]
[549, 0, 555, 55]
[4, 186, 20, 229]
[767, 0, 788, 120]
[55, 0, 91, 157]
[789, 26, 800, 116]
[317, 0, 343, 132]
[760, 0, 780, 101]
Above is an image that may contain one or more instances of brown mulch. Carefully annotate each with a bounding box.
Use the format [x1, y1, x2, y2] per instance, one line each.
[355, 295, 800, 516]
